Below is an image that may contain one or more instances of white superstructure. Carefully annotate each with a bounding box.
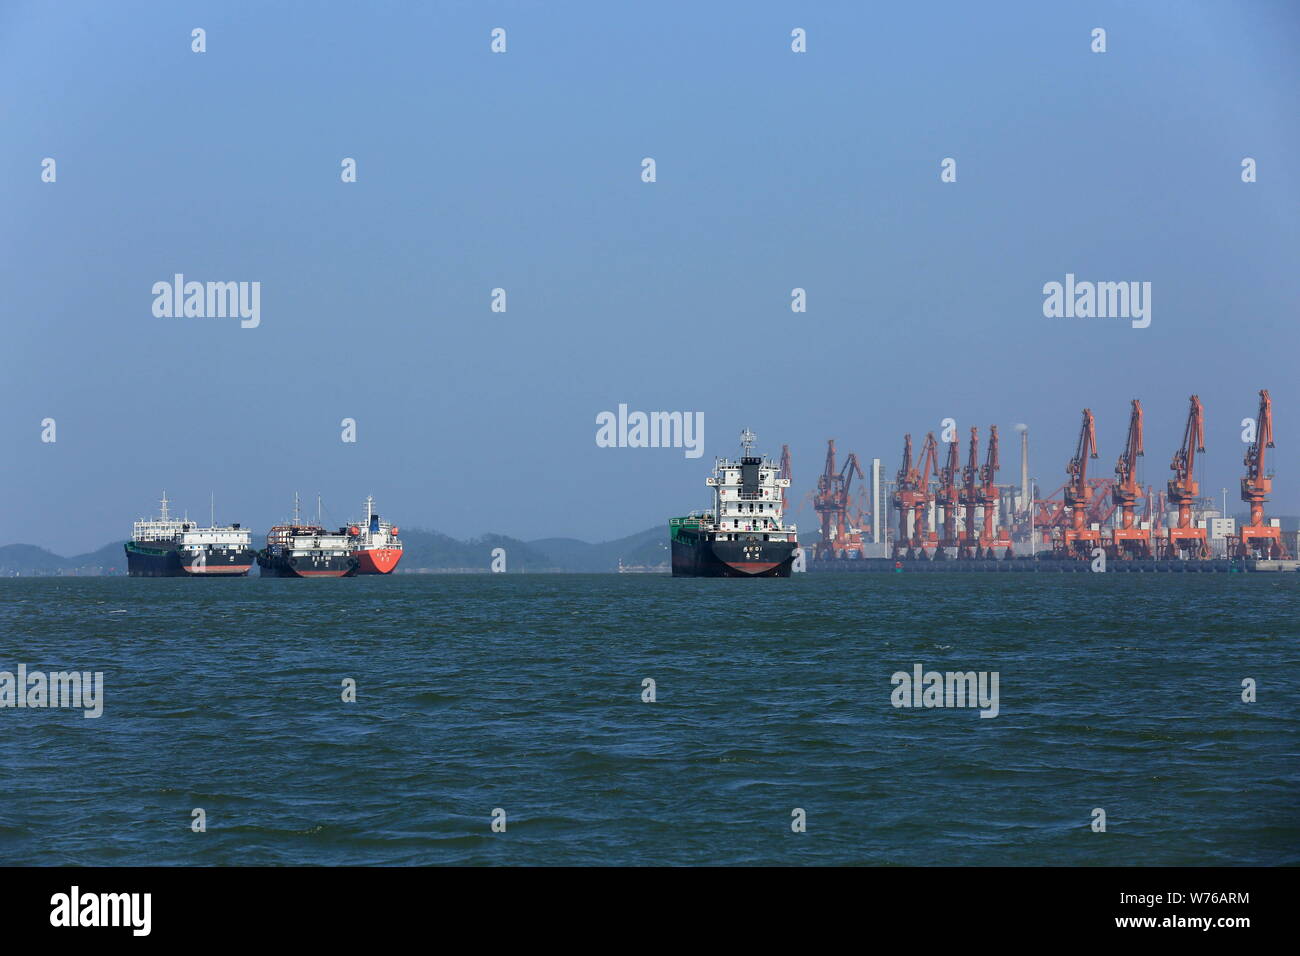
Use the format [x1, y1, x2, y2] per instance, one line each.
[132, 492, 252, 549]
[178, 524, 253, 555]
[132, 492, 187, 543]
[350, 495, 401, 549]
[699, 429, 797, 542]
[283, 530, 352, 558]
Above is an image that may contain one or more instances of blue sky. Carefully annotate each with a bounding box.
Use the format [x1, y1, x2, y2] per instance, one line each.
[2, 0, 1298, 552]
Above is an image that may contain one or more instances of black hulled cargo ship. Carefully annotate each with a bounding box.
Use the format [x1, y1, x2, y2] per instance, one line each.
[256, 495, 359, 577]
[670, 429, 798, 577]
[125, 493, 255, 577]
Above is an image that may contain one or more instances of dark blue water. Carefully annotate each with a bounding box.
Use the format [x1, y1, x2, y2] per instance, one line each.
[1, 574, 1296, 865]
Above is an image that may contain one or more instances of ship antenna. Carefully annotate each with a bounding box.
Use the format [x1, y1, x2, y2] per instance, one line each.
[740, 428, 756, 452]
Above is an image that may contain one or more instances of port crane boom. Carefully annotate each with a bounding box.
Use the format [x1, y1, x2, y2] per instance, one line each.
[958, 427, 980, 558]
[1235, 389, 1288, 559]
[937, 434, 962, 556]
[914, 433, 939, 556]
[979, 425, 1013, 557]
[814, 439, 864, 559]
[893, 435, 918, 558]
[1111, 399, 1152, 558]
[1166, 395, 1208, 559]
[1060, 409, 1100, 558]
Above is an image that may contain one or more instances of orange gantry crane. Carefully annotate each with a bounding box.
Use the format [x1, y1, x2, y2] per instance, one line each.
[1110, 399, 1152, 559]
[892, 434, 918, 558]
[958, 428, 981, 559]
[936, 434, 962, 557]
[978, 425, 1013, 558]
[894, 434, 915, 561]
[1059, 409, 1101, 558]
[1144, 485, 1166, 540]
[914, 433, 940, 556]
[1234, 389, 1289, 559]
[852, 485, 874, 544]
[892, 432, 937, 558]
[813, 439, 864, 559]
[1166, 394, 1208, 559]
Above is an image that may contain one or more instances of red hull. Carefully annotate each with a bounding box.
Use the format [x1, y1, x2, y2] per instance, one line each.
[353, 547, 402, 574]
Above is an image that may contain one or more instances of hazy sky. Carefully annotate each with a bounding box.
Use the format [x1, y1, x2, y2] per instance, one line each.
[3, 0, 1298, 554]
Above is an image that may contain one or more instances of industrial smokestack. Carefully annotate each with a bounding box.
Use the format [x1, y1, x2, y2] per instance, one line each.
[1015, 424, 1029, 513]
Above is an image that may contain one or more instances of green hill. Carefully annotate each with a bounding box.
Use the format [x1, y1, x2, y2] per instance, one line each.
[529, 525, 668, 571]
[0, 540, 129, 575]
[395, 529, 558, 571]
[0, 544, 69, 573]
[399, 526, 669, 572]
[68, 541, 130, 573]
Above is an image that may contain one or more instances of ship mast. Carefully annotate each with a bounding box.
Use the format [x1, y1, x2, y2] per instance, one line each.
[159, 491, 170, 521]
[292, 491, 302, 526]
[740, 428, 756, 453]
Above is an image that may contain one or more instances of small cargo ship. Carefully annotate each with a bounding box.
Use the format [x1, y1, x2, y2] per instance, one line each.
[256, 494, 358, 578]
[125, 493, 255, 577]
[347, 496, 402, 574]
[670, 429, 798, 577]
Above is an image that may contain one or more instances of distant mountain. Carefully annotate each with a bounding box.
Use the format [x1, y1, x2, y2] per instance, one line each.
[0, 541, 128, 575]
[0, 544, 69, 573]
[0, 528, 670, 575]
[397, 526, 668, 572]
[395, 529, 558, 571]
[529, 525, 668, 571]
[68, 541, 131, 573]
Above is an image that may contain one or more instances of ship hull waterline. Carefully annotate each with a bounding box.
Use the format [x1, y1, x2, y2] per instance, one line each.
[256, 552, 359, 578]
[671, 538, 796, 578]
[124, 543, 255, 578]
[352, 548, 402, 575]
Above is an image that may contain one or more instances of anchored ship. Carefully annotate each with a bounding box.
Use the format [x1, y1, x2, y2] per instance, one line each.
[256, 494, 359, 578]
[124, 493, 255, 577]
[670, 429, 799, 577]
[347, 496, 402, 574]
